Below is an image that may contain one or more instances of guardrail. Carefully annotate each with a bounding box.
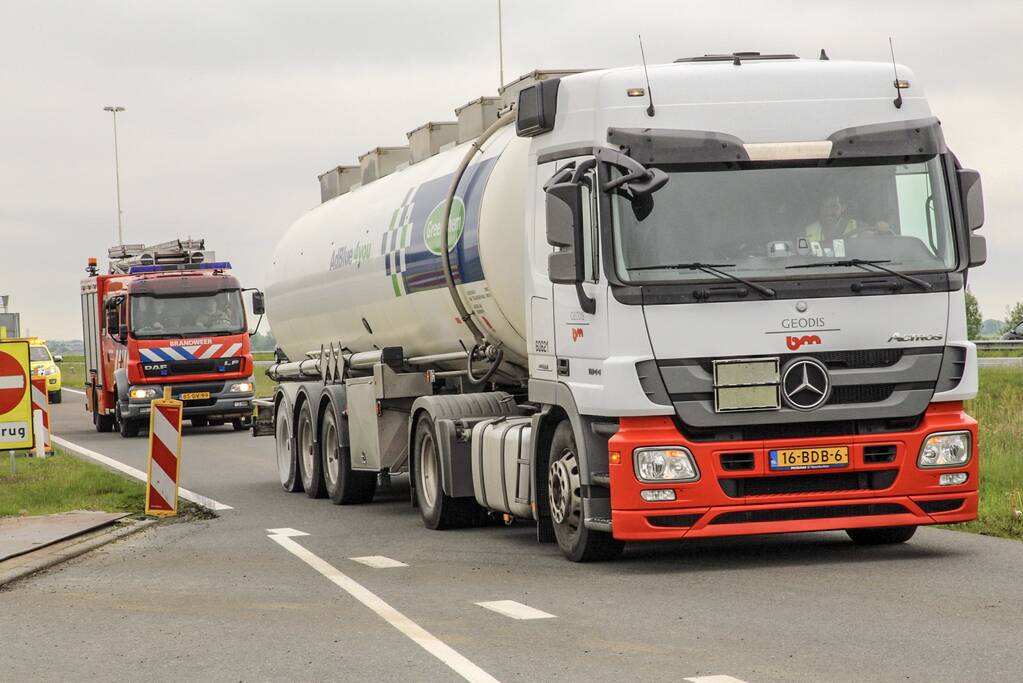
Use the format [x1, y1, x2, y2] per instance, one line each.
[974, 340, 1023, 351]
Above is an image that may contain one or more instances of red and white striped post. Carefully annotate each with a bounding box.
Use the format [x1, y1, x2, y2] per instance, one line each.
[145, 388, 183, 517]
[30, 376, 50, 457]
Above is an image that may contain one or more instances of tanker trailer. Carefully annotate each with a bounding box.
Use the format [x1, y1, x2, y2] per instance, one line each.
[259, 55, 987, 562]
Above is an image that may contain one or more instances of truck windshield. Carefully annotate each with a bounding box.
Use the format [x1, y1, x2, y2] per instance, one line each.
[131, 290, 245, 338]
[611, 156, 956, 283]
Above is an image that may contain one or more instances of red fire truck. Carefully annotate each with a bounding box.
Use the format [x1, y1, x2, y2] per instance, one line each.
[80, 239, 262, 437]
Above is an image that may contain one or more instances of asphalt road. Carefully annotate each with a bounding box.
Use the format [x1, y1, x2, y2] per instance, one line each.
[2, 390, 1021, 682]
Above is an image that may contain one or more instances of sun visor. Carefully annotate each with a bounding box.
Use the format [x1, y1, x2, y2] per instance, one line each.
[607, 128, 749, 164]
[827, 117, 945, 159]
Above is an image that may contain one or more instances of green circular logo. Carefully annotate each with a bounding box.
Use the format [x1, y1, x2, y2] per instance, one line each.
[423, 198, 465, 256]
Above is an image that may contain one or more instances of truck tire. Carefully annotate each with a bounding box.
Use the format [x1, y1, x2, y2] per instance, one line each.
[117, 404, 140, 438]
[413, 414, 477, 529]
[846, 525, 917, 545]
[94, 411, 115, 433]
[320, 408, 376, 505]
[232, 418, 247, 431]
[297, 400, 326, 498]
[49, 390, 62, 404]
[191, 416, 209, 428]
[275, 400, 303, 493]
[546, 421, 624, 562]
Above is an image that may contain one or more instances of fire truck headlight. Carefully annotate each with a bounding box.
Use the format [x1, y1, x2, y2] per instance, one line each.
[918, 431, 971, 468]
[129, 387, 159, 400]
[229, 381, 254, 394]
[634, 447, 699, 483]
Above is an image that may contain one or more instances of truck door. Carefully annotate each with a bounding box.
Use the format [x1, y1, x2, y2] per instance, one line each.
[542, 156, 608, 384]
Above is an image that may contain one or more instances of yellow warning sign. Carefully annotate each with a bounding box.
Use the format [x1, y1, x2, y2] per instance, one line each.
[0, 340, 33, 450]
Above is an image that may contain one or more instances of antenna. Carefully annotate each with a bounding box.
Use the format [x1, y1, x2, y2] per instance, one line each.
[889, 37, 903, 109]
[497, 0, 505, 89]
[638, 35, 655, 117]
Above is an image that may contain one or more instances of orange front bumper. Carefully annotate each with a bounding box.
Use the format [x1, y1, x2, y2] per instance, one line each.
[607, 402, 978, 541]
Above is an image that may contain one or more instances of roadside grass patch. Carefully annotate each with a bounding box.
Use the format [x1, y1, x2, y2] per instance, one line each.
[0, 451, 144, 517]
[946, 368, 1023, 540]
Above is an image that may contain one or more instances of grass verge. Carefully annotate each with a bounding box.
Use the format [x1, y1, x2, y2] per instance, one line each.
[946, 367, 1023, 540]
[0, 450, 145, 517]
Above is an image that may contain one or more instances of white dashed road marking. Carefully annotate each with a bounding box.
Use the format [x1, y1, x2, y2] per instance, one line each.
[685, 676, 750, 683]
[475, 600, 556, 620]
[267, 529, 499, 683]
[351, 555, 408, 568]
[52, 435, 233, 511]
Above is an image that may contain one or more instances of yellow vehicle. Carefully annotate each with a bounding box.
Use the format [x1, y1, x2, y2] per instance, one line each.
[28, 338, 63, 404]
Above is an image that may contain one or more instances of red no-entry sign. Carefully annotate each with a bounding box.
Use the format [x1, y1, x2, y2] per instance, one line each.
[0, 350, 28, 415]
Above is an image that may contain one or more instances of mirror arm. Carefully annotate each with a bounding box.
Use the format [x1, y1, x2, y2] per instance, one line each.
[249, 314, 265, 338]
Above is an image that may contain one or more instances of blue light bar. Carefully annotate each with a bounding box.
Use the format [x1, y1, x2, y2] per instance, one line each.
[128, 261, 232, 274]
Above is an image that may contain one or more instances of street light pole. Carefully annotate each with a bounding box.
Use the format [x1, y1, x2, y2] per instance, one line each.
[103, 105, 126, 246]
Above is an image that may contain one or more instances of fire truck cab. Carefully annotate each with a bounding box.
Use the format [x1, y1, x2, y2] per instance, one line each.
[81, 240, 257, 437]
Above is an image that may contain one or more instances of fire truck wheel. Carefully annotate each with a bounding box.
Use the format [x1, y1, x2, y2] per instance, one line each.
[49, 391, 62, 404]
[846, 525, 917, 545]
[275, 400, 302, 492]
[547, 421, 624, 562]
[413, 414, 477, 529]
[320, 408, 376, 505]
[94, 411, 115, 433]
[117, 405, 140, 438]
[297, 400, 326, 498]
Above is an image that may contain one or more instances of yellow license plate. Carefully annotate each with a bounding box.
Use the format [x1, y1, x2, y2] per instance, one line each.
[180, 391, 211, 401]
[770, 446, 849, 471]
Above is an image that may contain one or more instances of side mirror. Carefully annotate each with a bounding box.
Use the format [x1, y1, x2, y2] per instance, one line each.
[957, 168, 984, 231]
[118, 324, 129, 343]
[546, 182, 585, 285]
[969, 233, 987, 268]
[251, 290, 266, 316]
[54, 355, 63, 363]
[106, 309, 119, 336]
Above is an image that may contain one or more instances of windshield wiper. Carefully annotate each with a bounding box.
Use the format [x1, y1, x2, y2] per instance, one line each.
[631, 262, 776, 298]
[785, 258, 932, 291]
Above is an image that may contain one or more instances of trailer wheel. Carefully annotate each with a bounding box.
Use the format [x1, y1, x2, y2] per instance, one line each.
[320, 408, 376, 505]
[297, 400, 326, 498]
[846, 525, 917, 545]
[275, 400, 303, 492]
[547, 421, 624, 562]
[413, 414, 477, 529]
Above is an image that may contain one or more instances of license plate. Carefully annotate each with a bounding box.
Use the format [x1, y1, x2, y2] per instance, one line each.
[180, 391, 211, 401]
[769, 446, 849, 471]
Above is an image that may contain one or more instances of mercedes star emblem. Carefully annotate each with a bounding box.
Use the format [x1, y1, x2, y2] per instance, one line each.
[782, 357, 831, 411]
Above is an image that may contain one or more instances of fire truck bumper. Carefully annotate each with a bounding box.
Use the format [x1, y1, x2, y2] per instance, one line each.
[125, 381, 255, 421]
[607, 402, 978, 541]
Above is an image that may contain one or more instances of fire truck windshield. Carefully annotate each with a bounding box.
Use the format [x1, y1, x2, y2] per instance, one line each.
[131, 290, 245, 338]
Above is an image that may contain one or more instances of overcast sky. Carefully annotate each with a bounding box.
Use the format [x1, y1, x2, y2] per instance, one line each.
[2, 1, 1019, 339]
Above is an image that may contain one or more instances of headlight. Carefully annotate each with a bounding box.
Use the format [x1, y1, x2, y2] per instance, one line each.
[634, 447, 700, 483]
[229, 381, 254, 393]
[918, 431, 971, 468]
[40, 367, 58, 376]
[130, 387, 159, 400]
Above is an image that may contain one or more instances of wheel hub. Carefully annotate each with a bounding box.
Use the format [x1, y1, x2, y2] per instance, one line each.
[548, 453, 580, 526]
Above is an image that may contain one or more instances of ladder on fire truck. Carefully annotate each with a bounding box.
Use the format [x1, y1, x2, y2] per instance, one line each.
[107, 239, 214, 274]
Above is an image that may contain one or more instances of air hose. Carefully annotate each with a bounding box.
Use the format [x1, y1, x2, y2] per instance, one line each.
[439, 107, 516, 385]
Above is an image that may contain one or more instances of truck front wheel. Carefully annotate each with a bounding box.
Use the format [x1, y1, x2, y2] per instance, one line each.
[297, 400, 326, 498]
[413, 414, 477, 529]
[116, 403, 140, 438]
[320, 408, 375, 505]
[547, 422, 624, 562]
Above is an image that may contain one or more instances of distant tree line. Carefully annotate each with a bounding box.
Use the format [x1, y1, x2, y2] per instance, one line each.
[965, 290, 1023, 339]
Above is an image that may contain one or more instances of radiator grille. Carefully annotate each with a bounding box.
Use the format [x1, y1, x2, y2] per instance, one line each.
[719, 470, 897, 497]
